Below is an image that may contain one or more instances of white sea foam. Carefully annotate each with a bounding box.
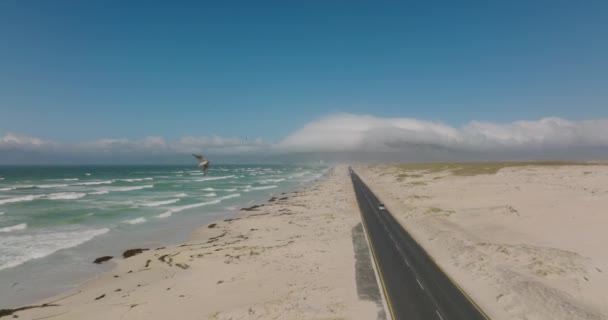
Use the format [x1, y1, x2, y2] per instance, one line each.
[85, 173, 91, 176]
[0, 223, 27, 233]
[45, 192, 87, 200]
[123, 217, 147, 225]
[174, 193, 188, 198]
[0, 212, 5, 216]
[173, 199, 221, 211]
[195, 175, 236, 182]
[36, 183, 69, 189]
[94, 184, 153, 194]
[224, 188, 237, 192]
[159, 198, 223, 217]
[89, 190, 109, 195]
[113, 185, 154, 192]
[218, 193, 241, 200]
[258, 178, 285, 184]
[289, 171, 311, 179]
[249, 185, 278, 191]
[0, 227, 109, 271]
[117, 177, 154, 182]
[0, 195, 41, 205]
[140, 198, 180, 207]
[63, 178, 79, 181]
[0, 187, 13, 191]
[156, 211, 173, 218]
[204, 192, 217, 197]
[74, 180, 113, 186]
[10, 185, 35, 190]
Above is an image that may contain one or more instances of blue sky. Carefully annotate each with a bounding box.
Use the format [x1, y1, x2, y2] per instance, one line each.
[1, 1, 608, 162]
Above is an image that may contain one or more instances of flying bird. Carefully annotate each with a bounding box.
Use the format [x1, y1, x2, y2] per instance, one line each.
[192, 154, 210, 176]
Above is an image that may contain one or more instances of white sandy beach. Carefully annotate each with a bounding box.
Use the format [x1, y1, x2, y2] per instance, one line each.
[8, 166, 381, 320]
[8, 162, 608, 320]
[357, 163, 608, 320]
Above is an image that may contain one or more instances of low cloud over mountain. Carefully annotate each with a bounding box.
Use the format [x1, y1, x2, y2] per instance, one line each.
[3, 113, 608, 164]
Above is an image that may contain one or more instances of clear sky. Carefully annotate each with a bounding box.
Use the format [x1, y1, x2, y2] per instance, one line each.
[1, 1, 608, 163]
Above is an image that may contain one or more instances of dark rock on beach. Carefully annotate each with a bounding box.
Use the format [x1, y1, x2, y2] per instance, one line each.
[240, 204, 263, 211]
[93, 256, 113, 264]
[123, 248, 148, 259]
[208, 223, 217, 228]
[0, 303, 58, 318]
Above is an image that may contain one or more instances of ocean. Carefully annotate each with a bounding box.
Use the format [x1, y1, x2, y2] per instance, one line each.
[0, 164, 327, 306]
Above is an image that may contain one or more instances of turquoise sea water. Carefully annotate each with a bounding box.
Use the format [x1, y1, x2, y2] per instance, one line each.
[0, 164, 326, 306]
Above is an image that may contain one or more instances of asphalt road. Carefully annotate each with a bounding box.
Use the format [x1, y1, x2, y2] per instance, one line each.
[350, 169, 490, 320]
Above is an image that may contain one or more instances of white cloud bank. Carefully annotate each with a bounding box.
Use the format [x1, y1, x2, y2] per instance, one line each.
[2, 113, 608, 162]
[279, 114, 608, 153]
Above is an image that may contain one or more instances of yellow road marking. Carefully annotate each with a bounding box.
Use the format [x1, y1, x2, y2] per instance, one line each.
[354, 172, 492, 320]
[354, 182, 397, 320]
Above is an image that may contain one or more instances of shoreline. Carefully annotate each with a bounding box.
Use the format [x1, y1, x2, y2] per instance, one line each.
[6, 165, 382, 319]
[1, 168, 329, 309]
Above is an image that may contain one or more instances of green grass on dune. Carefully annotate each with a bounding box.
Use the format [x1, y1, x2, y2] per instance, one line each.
[392, 161, 599, 177]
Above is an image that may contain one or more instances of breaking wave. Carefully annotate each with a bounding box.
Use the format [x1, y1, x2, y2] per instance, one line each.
[258, 178, 286, 184]
[74, 180, 113, 186]
[0, 195, 41, 205]
[123, 217, 147, 225]
[0, 227, 109, 271]
[156, 211, 173, 218]
[245, 185, 278, 191]
[94, 185, 154, 194]
[112, 185, 154, 192]
[35, 184, 69, 189]
[88, 190, 109, 195]
[45, 193, 87, 200]
[140, 198, 180, 207]
[117, 178, 154, 182]
[0, 223, 27, 233]
[218, 193, 241, 200]
[157, 195, 236, 217]
[195, 175, 236, 182]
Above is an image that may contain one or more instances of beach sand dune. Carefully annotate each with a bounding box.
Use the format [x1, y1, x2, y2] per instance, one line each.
[13, 166, 380, 320]
[357, 163, 608, 320]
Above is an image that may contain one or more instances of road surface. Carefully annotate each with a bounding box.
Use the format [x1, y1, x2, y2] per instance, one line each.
[350, 169, 490, 320]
